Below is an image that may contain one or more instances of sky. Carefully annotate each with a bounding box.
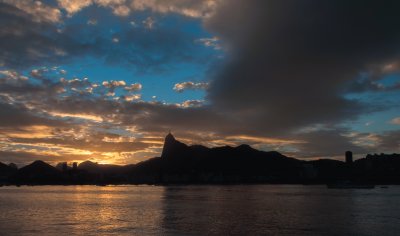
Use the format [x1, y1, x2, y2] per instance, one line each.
[0, 0, 399, 166]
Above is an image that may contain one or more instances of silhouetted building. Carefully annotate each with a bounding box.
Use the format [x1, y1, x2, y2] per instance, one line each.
[345, 151, 353, 164]
[73, 162, 78, 170]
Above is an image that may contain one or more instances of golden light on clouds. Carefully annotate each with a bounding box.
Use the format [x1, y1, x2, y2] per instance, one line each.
[48, 111, 103, 122]
[226, 135, 306, 145]
[1, 125, 54, 139]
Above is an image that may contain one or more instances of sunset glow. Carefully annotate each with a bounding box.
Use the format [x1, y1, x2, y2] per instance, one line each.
[0, 0, 399, 166]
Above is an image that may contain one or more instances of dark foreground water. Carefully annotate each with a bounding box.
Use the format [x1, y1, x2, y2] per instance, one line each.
[0, 185, 399, 235]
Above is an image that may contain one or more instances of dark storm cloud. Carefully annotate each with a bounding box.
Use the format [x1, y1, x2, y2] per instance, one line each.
[291, 129, 369, 158]
[205, 0, 400, 134]
[118, 102, 236, 134]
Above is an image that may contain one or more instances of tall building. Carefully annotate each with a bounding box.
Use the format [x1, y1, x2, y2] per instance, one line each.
[345, 151, 353, 164]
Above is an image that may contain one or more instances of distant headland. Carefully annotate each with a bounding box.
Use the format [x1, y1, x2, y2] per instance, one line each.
[1, 133, 400, 186]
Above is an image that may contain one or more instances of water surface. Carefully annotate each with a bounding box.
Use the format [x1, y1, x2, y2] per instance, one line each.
[0, 185, 399, 235]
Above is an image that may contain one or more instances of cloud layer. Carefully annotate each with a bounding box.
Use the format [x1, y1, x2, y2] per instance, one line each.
[205, 0, 400, 135]
[0, 0, 399, 165]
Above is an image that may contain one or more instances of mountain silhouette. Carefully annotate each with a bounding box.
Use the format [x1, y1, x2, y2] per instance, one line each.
[1, 133, 400, 185]
[78, 161, 102, 172]
[0, 162, 17, 184]
[0, 162, 14, 173]
[78, 160, 133, 175]
[161, 132, 189, 158]
[129, 132, 303, 184]
[14, 160, 63, 184]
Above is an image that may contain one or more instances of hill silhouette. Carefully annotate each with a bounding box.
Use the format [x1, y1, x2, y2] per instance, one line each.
[1, 133, 400, 185]
[131, 132, 303, 183]
[0, 162, 15, 173]
[78, 161, 122, 173]
[0, 162, 17, 184]
[14, 160, 63, 184]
